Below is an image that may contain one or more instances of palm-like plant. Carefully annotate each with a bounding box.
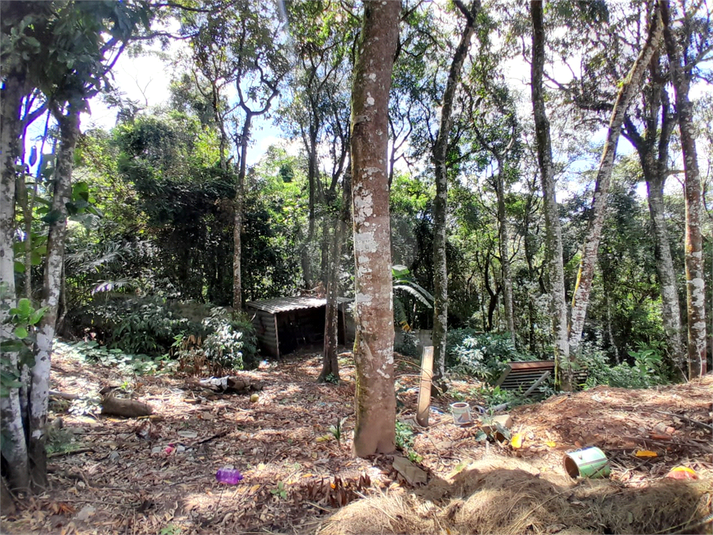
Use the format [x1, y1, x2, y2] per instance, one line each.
[392, 264, 434, 309]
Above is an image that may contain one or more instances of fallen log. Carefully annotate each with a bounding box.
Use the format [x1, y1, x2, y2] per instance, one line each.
[101, 394, 153, 418]
[194, 376, 263, 394]
[49, 390, 79, 400]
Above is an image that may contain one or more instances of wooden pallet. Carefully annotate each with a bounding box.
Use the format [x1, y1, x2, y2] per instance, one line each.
[494, 361, 589, 395]
[493, 360, 555, 396]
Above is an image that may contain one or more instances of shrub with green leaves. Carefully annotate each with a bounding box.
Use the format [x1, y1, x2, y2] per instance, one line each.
[395, 420, 422, 463]
[66, 295, 191, 355]
[446, 329, 535, 381]
[577, 342, 670, 389]
[0, 288, 47, 397]
[201, 308, 258, 371]
[65, 296, 258, 370]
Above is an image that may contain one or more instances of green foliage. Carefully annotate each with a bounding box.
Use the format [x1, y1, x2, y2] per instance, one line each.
[45, 424, 82, 455]
[446, 329, 535, 381]
[201, 308, 257, 371]
[65, 297, 258, 370]
[470, 385, 519, 408]
[270, 481, 288, 500]
[62, 340, 169, 377]
[395, 420, 422, 463]
[90, 297, 189, 355]
[159, 525, 183, 535]
[392, 264, 434, 309]
[394, 331, 419, 358]
[577, 342, 670, 389]
[323, 372, 339, 384]
[0, 288, 47, 397]
[328, 417, 348, 446]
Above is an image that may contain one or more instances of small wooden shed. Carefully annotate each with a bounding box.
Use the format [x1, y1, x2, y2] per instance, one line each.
[246, 297, 354, 358]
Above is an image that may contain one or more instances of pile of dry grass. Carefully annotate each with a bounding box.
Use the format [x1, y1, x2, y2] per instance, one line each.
[317, 458, 713, 535]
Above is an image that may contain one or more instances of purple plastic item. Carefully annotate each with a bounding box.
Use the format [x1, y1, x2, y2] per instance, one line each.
[216, 467, 243, 485]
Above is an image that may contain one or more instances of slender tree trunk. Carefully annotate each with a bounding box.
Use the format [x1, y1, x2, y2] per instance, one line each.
[233, 187, 243, 310]
[0, 73, 30, 494]
[432, 0, 480, 381]
[484, 257, 501, 332]
[530, 0, 570, 386]
[522, 183, 540, 352]
[233, 113, 253, 311]
[320, 211, 330, 284]
[495, 161, 515, 343]
[350, 0, 400, 458]
[568, 11, 663, 351]
[625, 84, 685, 373]
[16, 117, 32, 299]
[661, 0, 707, 377]
[212, 83, 229, 172]
[320, 171, 351, 383]
[603, 289, 620, 363]
[648, 174, 686, 371]
[320, 221, 340, 380]
[29, 107, 79, 490]
[301, 127, 319, 289]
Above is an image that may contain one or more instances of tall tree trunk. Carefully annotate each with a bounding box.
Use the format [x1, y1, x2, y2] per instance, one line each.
[17, 109, 32, 300]
[350, 0, 400, 458]
[0, 72, 30, 493]
[495, 161, 515, 343]
[302, 126, 319, 289]
[233, 113, 252, 311]
[624, 82, 685, 374]
[530, 0, 570, 386]
[603, 288, 620, 363]
[319, 173, 350, 382]
[29, 107, 79, 490]
[568, 10, 663, 350]
[484, 254, 501, 332]
[432, 0, 480, 381]
[661, 0, 707, 378]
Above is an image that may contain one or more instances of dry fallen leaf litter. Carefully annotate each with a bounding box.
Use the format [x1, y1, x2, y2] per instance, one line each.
[1, 344, 711, 535]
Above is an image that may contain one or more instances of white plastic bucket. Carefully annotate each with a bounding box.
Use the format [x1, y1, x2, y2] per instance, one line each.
[450, 402, 472, 425]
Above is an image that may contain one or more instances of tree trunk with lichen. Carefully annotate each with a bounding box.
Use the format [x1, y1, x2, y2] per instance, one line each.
[661, 0, 707, 378]
[28, 107, 79, 490]
[0, 72, 30, 494]
[530, 0, 570, 387]
[568, 9, 663, 352]
[624, 80, 685, 375]
[350, 0, 400, 458]
[495, 159, 515, 344]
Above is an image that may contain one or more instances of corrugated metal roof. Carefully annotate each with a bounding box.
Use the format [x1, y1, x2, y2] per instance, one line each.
[245, 296, 352, 314]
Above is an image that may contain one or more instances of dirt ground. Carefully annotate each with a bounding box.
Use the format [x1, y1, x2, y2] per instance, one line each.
[1, 344, 712, 535]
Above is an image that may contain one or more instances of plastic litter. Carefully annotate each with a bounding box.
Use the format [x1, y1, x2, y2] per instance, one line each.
[216, 467, 243, 485]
